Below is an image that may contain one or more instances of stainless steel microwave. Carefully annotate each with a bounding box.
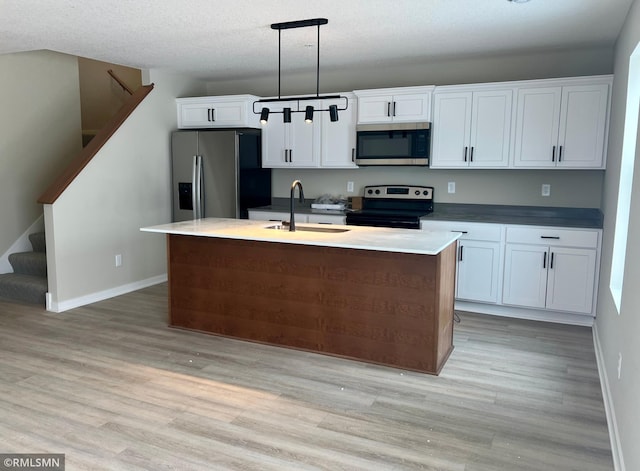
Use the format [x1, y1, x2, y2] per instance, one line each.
[355, 122, 430, 166]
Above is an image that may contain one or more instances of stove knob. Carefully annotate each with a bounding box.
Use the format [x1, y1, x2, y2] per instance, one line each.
[423, 190, 429, 195]
[367, 189, 373, 194]
[415, 190, 420, 195]
[375, 189, 380, 194]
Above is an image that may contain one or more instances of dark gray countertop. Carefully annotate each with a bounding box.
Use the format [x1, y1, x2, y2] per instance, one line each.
[249, 199, 603, 229]
[421, 203, 603, 229]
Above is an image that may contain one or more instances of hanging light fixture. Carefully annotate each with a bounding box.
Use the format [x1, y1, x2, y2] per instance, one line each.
[253, 18, 349, 124]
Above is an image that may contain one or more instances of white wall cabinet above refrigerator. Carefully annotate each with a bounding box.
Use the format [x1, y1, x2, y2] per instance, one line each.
[431, 88, 512, 168]
[176, 95, 260, 129]
[354, 86, 434, 124]
[513, 81, 610, 169]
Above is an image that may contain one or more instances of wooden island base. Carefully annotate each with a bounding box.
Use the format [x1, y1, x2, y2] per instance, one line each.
[168, 234, 456, 374]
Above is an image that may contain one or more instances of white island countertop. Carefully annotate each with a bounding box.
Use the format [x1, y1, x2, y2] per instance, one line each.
[141, 218, 461, 255]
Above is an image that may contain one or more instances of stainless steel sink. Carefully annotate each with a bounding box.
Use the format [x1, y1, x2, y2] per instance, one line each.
[265, 224, 350, 233]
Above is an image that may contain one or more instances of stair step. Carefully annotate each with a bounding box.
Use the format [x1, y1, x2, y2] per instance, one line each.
[0, 273, 47, 305]
[9, 251, 47, 277]
[29, 232, 46, 253]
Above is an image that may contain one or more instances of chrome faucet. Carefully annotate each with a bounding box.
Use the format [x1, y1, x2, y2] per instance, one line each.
[289, 179, 305, 231]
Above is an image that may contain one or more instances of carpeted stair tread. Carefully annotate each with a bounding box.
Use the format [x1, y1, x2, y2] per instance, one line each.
[8, 251, 47, 277]
[29, 232, 46, 253]
[0, 273, 47, 305]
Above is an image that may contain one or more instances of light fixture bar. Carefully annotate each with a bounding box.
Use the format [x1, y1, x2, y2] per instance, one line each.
[270, 18, 328, 30]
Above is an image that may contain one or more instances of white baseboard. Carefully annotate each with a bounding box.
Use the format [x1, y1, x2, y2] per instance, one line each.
[0, 215, 45, 273]
[455, 300, 595, 326]
[46, 274, 167, 313]
[593, 324, 626, 471]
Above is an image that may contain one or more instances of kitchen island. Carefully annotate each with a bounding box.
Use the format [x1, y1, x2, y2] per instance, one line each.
[141, 218, 460, 374]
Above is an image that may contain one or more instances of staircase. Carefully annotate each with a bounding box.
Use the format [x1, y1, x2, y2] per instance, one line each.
[0, 232, 48, 305]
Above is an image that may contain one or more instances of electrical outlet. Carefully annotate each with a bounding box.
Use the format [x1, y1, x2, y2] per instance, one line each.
[448, 182, 456, 194]
[618, 352, 622, 379]
[542, 184, 551, 196]
[347, 181, 354, 193]
[115, 254, 122, 267]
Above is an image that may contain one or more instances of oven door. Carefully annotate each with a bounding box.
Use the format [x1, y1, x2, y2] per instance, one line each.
[346, 212, 422, 229]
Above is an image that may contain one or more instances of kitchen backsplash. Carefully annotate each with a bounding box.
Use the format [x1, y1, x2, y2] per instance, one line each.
[271, 167, 604, 208]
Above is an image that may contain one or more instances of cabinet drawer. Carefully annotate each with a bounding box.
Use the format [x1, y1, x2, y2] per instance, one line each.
[307, 214, 346, 225]
[421, 221, 502, 242]
[506, 226, 599, 248]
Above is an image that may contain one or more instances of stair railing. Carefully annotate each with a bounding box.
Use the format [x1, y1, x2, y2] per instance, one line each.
[107, 69, 134, 95]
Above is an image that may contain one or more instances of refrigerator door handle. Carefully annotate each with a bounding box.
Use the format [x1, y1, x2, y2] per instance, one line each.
[193, 155, 204, 219]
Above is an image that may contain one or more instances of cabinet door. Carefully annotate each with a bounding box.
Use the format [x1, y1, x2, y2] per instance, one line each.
[392, 93, 431, 122]
[456, 240, 501, 303]
[321, 97, 357, 168]
[513, 87, 562, 167]
[503, 244, 548, 309]
[178, 99, 253, 128]
[431, 93, 472, 168]
[288, 100, 320, 167]
[357, 95, 394, 123]
[178, 102, 217, 128]
[261, 116, 288, 167]
[546, 247, 597, 313]
[557, 84, 608, 168]
[470, 90, 512, 168]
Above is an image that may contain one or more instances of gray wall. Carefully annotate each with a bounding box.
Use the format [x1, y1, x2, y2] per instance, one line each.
[207, 45, 613, 208]
[595, 0, 640, 469]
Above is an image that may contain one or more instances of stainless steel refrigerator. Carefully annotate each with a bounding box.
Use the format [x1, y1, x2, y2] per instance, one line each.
[171, 129, 271, 221]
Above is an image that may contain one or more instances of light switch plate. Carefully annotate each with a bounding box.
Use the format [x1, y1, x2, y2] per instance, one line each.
[347, 181, 354, 193]
[448, 182, 455, 194]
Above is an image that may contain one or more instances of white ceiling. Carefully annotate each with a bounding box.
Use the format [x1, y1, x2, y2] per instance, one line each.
[0, 0, 633, 82]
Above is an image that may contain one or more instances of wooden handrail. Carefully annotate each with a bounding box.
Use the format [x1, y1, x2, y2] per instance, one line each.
[107, 69, 134, 95]
[38, 84, 154, 205]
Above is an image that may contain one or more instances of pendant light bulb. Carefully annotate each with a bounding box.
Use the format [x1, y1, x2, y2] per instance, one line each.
[305, 105, 314, 123]
[260, 107, 269, 124]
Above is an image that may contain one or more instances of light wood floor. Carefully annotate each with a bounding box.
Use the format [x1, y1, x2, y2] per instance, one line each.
[0, 284, 612, 470]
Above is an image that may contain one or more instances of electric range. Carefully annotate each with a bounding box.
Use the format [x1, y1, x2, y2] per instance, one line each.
[346, 185, 434, 230]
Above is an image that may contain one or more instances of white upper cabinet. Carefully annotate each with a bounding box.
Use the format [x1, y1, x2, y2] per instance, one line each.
[354, 86, 434, 124]
[320, 95, 357, 168]
[431, 88, 512, 168]
[261, 100, 321, 168]
[513, 81, 610, 168]
[176, 95, 260, 129]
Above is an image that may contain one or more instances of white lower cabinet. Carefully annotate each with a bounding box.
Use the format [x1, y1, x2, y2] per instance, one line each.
[421, 221, 503, 304]
[502, 227, 599, 315]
